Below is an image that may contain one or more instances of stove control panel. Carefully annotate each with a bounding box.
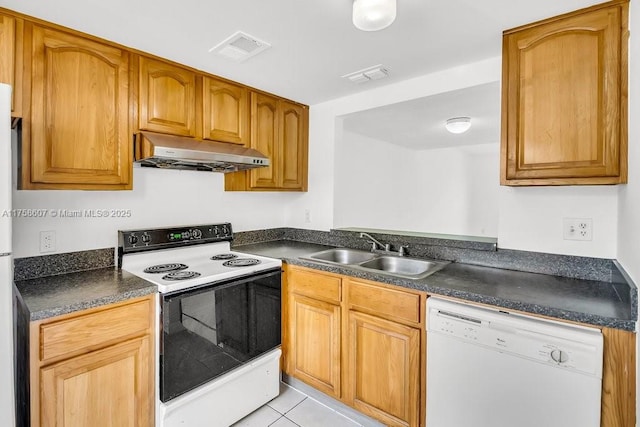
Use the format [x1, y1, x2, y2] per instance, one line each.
[119, 223, 234, 253]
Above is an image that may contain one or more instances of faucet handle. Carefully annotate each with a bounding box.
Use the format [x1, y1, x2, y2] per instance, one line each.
[398, 245, 408, 256]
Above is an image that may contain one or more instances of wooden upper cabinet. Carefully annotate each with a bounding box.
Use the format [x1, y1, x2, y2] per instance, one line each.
[23, 24, 131, 190]
[280, 101, 308, 190]
[250, 92, 280, 188]
[203, 77, 249, 145]
[0, 12, 22, 116]
[138, 56, 197, 137]
[225, 92, 309, 192]
[501, 0, 628, 186]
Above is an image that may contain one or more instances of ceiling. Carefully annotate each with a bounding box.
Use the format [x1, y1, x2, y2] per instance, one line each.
[1, 0, 604, 105]
[341, 81, 501, 149]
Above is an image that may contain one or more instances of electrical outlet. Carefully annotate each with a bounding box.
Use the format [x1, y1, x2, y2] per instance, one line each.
[304, 209, 312, 224]
[563, 218, 593, 241]
[40, 230, 56, 253]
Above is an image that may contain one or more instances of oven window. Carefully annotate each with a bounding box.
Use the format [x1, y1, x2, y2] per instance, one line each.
[160, 268, 281, 402]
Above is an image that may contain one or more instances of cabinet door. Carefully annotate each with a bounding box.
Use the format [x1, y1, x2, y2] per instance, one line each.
[249, 92, 279, 189]
[203, 77, 249, 145]
[279, 101, 308, 190]
[139, 56, 196, 137]
[288, 293, 341, 398]
[0, 13, 21, 116]
[346, 311, 420, 427]
[501, 2, 627, 185]
[27, 25, 131, 189]
[40, 336, 152, 427]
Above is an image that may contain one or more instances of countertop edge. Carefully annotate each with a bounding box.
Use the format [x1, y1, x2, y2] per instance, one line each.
[27, 286, 157, 321]
[280, 256, 637, 332]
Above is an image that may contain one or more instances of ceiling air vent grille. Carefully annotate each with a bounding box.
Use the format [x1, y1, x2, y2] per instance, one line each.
[209, 31, 271, 62]
[342, 64, 389, 84]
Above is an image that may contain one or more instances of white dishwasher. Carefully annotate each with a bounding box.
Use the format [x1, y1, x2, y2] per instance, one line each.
[426, 297, 603, 427]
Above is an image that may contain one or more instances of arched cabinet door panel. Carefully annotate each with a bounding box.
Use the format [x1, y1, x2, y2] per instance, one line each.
[139, 56, 196, 137]
[24, 24, 131, 189]
[501, 0, 628, 186]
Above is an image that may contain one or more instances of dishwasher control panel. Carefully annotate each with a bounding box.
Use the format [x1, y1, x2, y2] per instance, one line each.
[427, 298, 603, 378]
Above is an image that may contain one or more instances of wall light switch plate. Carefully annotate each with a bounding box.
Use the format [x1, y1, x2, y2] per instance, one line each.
[563, 218, 592, 241]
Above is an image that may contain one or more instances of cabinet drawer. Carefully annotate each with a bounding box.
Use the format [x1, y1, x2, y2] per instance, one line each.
[39, 299, 151, 363]
[347, 280, 421, 325]
[288, 268, 341, 304]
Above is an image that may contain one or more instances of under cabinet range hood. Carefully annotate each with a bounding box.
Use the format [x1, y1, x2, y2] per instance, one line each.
[134, 131, 269, 173]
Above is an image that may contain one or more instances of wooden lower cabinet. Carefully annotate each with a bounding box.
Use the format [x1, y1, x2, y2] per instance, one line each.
[289, 293, 341, 398]
[40, 336, 150, 427]
[346, 311, 420, 427]
[284, 265, 636, 427]
[30, 295, 155, 427]
[283, 265, 424, 427]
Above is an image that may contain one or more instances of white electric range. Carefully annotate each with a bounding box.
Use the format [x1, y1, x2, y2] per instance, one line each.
[119, 223, 282, 427]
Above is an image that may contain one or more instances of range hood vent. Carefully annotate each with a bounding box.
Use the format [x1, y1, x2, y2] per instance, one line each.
[134, 132, 270, 173]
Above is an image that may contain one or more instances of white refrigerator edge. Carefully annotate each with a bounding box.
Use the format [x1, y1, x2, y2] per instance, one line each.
[0, 82, 16, 426]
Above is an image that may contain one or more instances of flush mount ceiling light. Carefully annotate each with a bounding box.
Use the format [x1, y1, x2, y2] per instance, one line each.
[445, 117, 472, 134]
[352, 0, 397, 31]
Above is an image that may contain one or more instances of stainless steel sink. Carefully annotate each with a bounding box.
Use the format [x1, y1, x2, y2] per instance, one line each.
[304, 248, 377, 265]
[302, 248, 449, 280]
[358, 256, 448, 279]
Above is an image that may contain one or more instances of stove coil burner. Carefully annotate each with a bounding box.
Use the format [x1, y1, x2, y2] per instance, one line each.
[222, 258, 261, 268]
[162, 271, 202, 281]
[210, 253, 238, 261]
[144, 263, 189, 274]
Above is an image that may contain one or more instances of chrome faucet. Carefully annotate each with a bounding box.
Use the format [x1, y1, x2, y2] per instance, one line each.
[360, 232, 408, 256]
[360, 232, 390, 251]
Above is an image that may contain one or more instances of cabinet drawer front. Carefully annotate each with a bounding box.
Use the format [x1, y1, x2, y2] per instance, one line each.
[348, 280, 421, 325]
[288, 268, 341, 303]
[40, 299, 151, 362]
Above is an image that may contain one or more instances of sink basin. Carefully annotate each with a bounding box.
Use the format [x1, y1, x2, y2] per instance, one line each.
[304, 248, 377, 265]
[302, 248, 449, 280]
[358, 256, 448, 279]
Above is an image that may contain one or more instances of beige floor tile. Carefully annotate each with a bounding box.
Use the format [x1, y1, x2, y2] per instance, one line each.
[232, 405, 283, 427]
[268, 382, 307, 414]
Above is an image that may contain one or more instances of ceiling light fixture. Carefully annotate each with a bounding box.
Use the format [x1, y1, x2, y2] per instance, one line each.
[445, 117, 472, 134]
[352, 0, 397, 31]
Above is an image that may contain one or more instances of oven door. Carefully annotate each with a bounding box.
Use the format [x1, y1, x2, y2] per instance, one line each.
[160, 268, 281, 402]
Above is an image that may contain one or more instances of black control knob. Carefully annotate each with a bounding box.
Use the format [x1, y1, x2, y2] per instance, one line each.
[192, 229, 202, 239]
[141, 233, 151, 244]
[128, 235, 138, 245]
[222, 225, 229, 235]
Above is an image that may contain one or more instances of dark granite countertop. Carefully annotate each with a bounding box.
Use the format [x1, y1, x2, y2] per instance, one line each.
[235, 240, 636, 331]
[15, 267, 157, 321]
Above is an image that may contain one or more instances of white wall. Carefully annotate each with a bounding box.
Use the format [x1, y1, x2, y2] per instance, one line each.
[334, 130, 499, 237]
[498, 186, 618, 258]
[11, 132, 296, 258]
[288, 57, 504, 231]
[293, 55, 620, 258]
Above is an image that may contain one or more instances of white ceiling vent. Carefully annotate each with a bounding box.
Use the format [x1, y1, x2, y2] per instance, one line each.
[209, 31, 271, 62]
[342, 64, 389, 84]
